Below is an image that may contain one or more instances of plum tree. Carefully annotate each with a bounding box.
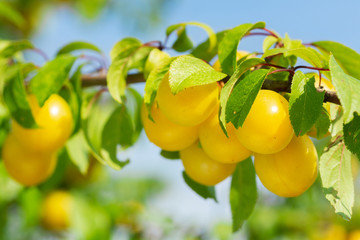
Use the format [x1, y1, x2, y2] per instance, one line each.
[0, 20, 359, 234]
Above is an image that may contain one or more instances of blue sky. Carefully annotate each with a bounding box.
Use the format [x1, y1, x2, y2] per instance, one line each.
[32, 0, 360, 57]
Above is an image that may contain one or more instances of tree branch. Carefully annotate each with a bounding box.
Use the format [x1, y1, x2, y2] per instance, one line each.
[81, 73, 341, 105]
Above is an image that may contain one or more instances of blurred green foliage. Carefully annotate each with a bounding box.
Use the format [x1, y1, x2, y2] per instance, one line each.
[0, 0, 176, 38]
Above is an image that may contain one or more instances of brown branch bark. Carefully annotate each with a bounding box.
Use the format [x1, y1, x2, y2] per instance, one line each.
[81, 73, 341, 105]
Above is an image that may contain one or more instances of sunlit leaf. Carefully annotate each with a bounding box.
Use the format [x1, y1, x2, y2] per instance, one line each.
[168, 55, 226, 94]
[56, 41, 102, 56]
[329, 55, 360, 123]
[320, 141, 354, 221]
[289, 72, 325, 136]
[30, 54, 76, 106]
[313, 41, 360, 80]
[218, 22, 265, 75]
[226, 69, 269, 129]
[219, 58, 265, 132]
[182, 171, 217, 201]
[230, 158, 257, 232]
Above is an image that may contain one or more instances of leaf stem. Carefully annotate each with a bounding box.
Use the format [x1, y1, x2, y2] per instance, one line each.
[245, 32, 272, 37]
[268, 68, 294, 75]
[79, 54, 107, 71]
[293, 65, 330, 71]
[143, 40, 164, 50]
[262, 28, 279, 38]
[31, 48, 49, 62]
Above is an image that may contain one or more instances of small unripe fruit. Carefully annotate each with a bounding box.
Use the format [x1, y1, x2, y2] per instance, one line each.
[41, 191, 73, 231]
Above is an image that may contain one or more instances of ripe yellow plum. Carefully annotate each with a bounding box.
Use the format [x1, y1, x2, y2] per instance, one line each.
[141, 103, 199, 151]
[199, 110, 251, 164]
[12, 94, 73, 152]
[41, 191, 73, 231]
[254, 135, 318, 197]
[180, 143, 236, 186]
[156, 74, 219, 126]
[235, 90, 294, 154]
[2, 134, 57, 186]
[348, 230, 360, 240]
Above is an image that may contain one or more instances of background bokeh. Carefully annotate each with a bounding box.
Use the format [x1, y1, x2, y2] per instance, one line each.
[1, 0, 360, 239]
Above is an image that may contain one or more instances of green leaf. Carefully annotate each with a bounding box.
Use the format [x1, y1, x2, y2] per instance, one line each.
[0, 162, 22, 204]
[218, 22, 265, 75]
[160, 150, 180, 160]
[289, 72, 325, 136]
[313, 41, 360, 80]
[166, 22, 216, 52]
[330, 105, 344, 137]
[230, 158, 257, 232]
[172, 26, 193, 52]
[40, 150, 68, 191]
[0, 40, 33, 58]
[263, 47, 325, 68]
[182, 171, 217, 201]
[329, 55, 360, 123]
[107, 39, 152, 103]
[219, 58, 265, 132]
[0, 61, 35, 98]
[343, 113, 360, 160]
[107, 57, 128, 103]
[168, 55, 226, 94]
[103, 88, 142, 149]
[69, 65, 84, 134]
[83, 92, 116, 164]
[311, 107, 331, 139]
[191, 31, 227, 62]
[144, 56, 173, 111]
[320, 141, 354, 221]
[0, 2, 26, 29]
[66, 131, 89, 174]
[30, 54, 76, 106]
[56, 41, 102, 56]
[144, 48, 170, 79]
[283, 33, 303, 50]
[130, 47, 154, 72]
[71, 196, 112, 240]
[110, 37, 142, 61]
[19, 188, 42, 227]
[3, 65, 37, 128]
[262, 35, 278, 52]
[83, 90, 141, 170]
[226, 69, 270, 128]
